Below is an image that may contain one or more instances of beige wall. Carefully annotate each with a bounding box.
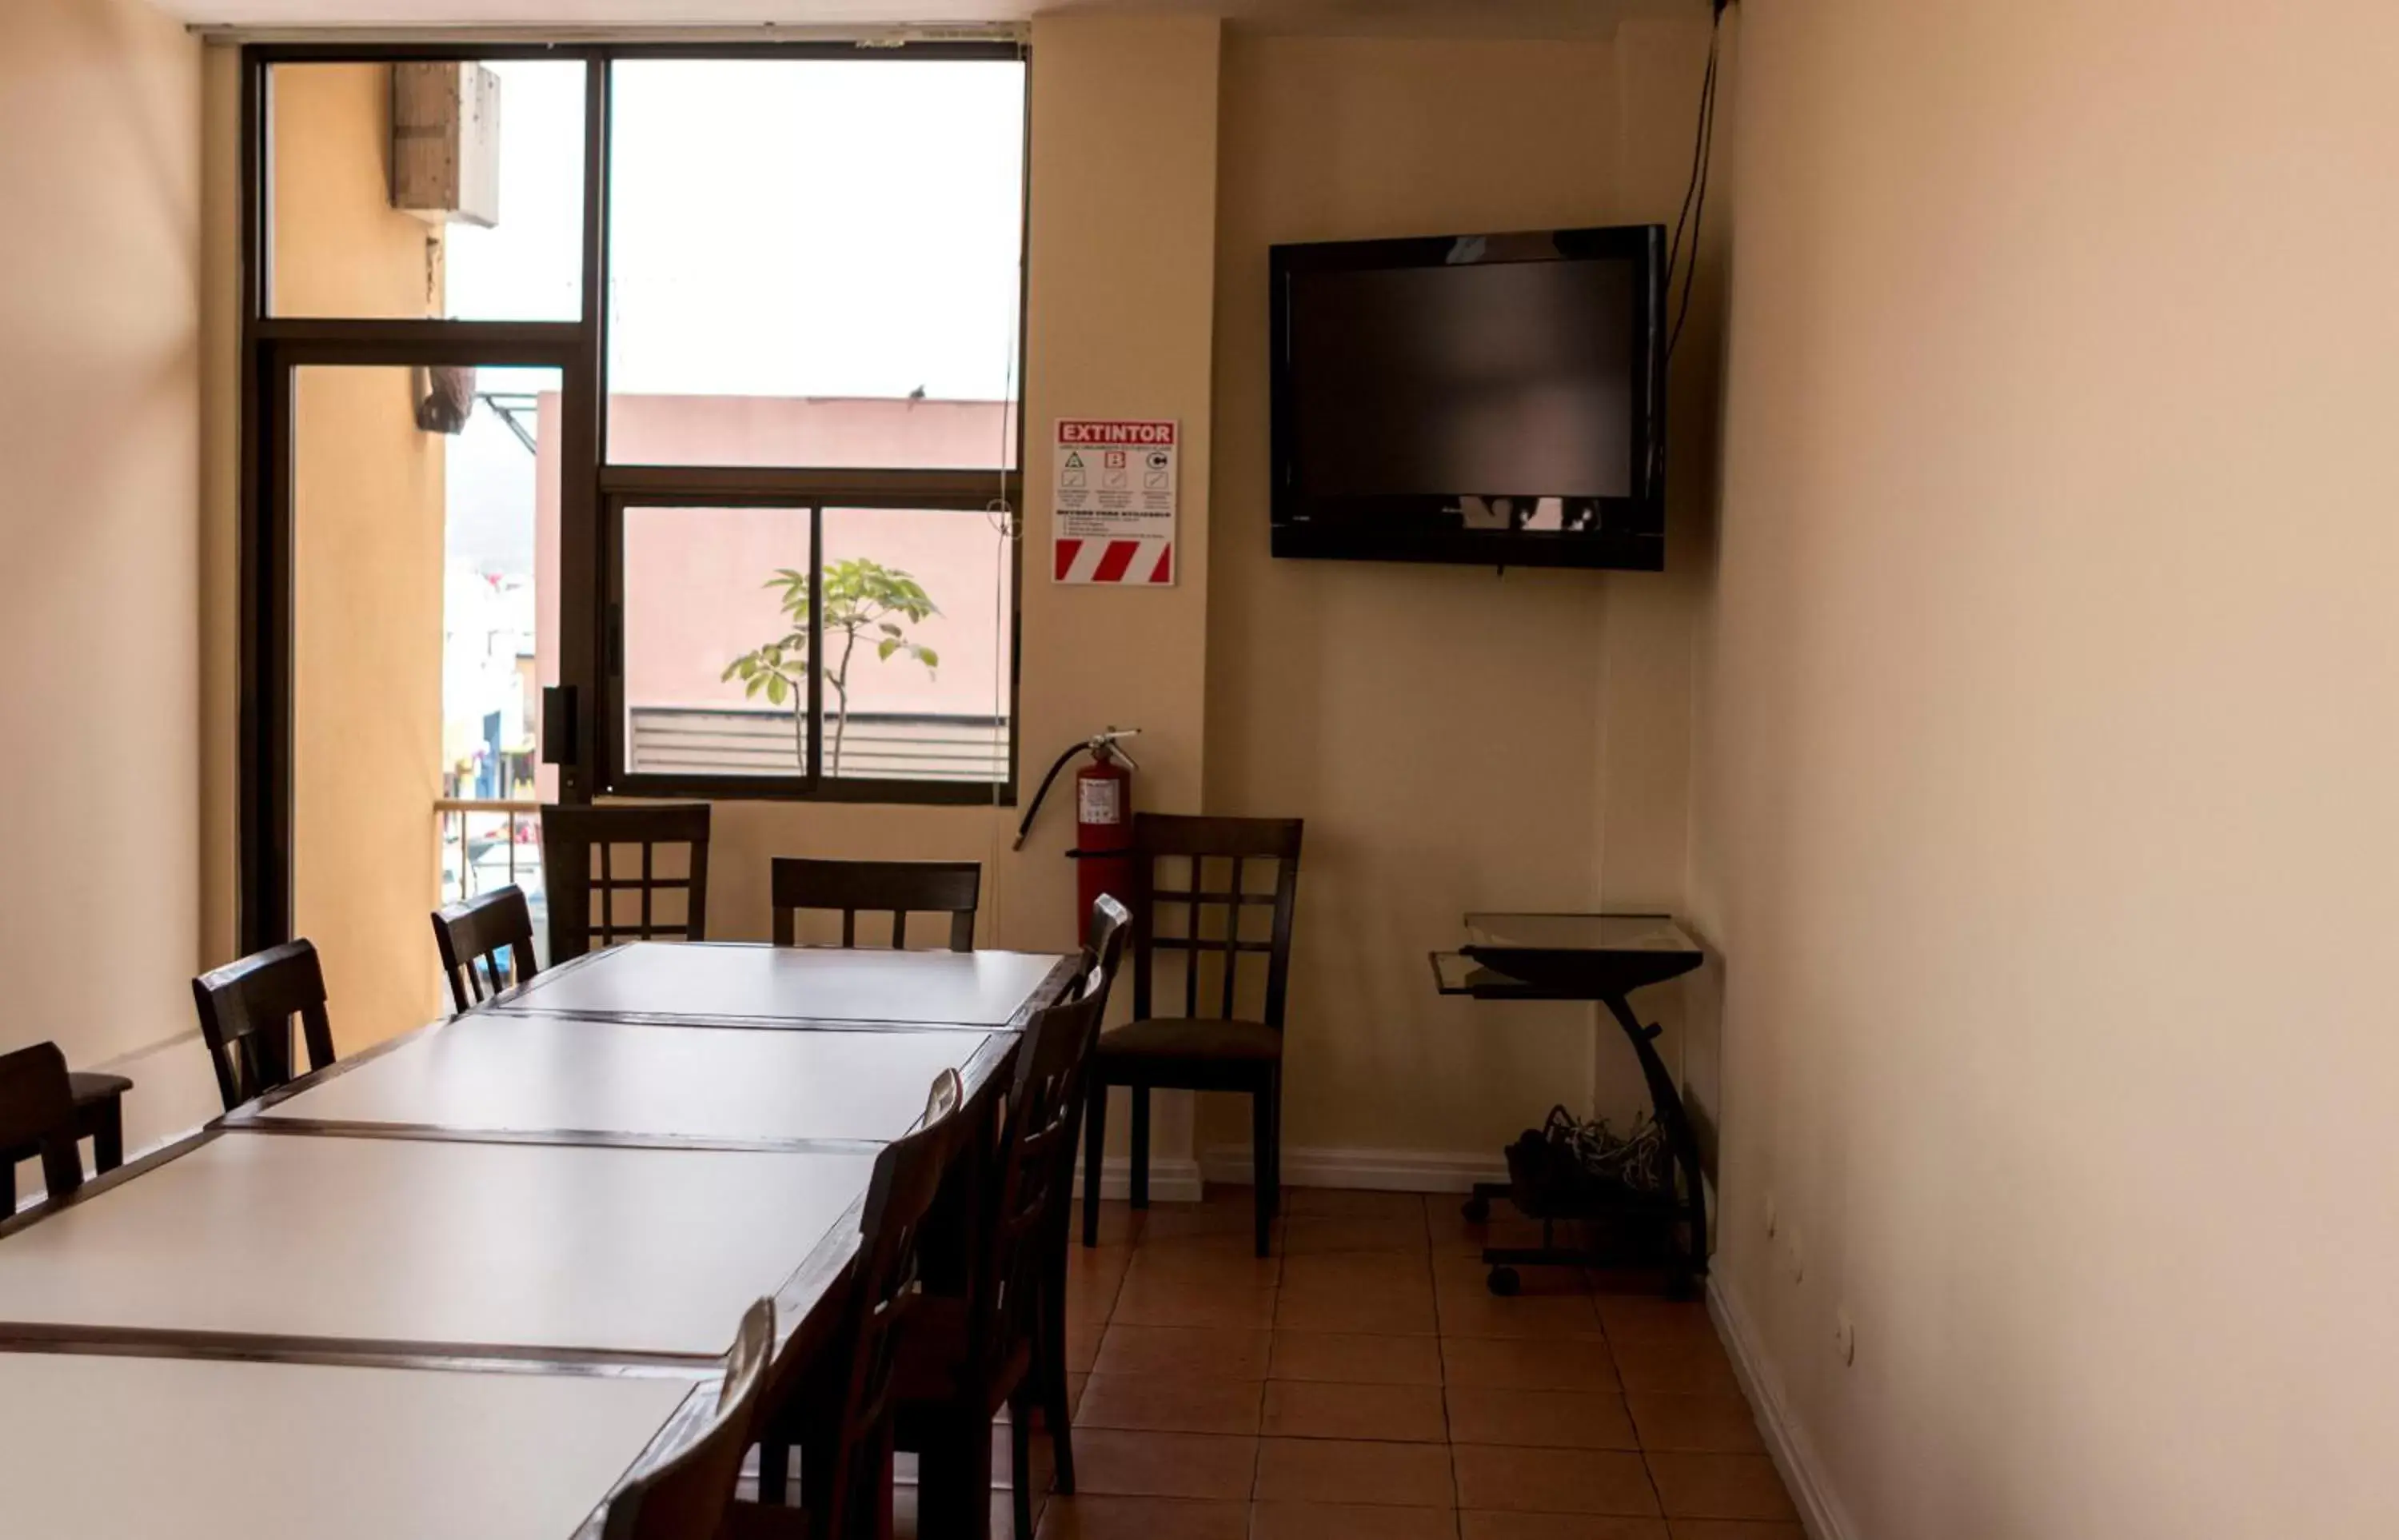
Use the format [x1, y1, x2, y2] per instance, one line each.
[275, 66, 451, 1053]
[0, 0, 217, 1158]
[1699, 2, 2399, 1534]
[1203, 23, 1722, 1166]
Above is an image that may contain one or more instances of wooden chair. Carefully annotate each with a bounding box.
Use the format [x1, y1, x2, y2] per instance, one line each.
[889, 896, 1129, 1540]
[190, 939, 338, 1112]
[430, 884, 541, 1013]
[1, 1042, 85, 1213]
[1083, 815, 1303, 1258]
[752, 1071, 970, 1538]
[770, 858, 981, 952]
[63, 1072, 130, 1173]
[0, 1059, 128, 1214]
[540, 803, 712, 962]
[598, 1297, 776, 1540]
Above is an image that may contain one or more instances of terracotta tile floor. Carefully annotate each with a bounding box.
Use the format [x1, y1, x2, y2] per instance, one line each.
[1011, 1187, 1804, 1540]
[740, 1190, 1800, 1538]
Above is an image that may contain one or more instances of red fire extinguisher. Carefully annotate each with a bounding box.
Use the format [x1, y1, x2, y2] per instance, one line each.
[1015, 728, 1141, 934]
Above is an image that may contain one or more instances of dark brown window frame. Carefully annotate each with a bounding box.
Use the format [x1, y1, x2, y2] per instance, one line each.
[237, 40, 1029, 954]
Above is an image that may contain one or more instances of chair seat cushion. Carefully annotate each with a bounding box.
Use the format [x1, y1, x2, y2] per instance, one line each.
[66, 1071, 130, 1106]
[1095, 1016, 1283, 1063]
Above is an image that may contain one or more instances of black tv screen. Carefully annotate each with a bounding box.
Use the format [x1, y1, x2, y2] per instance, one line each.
[1269, 225, 1667, 570]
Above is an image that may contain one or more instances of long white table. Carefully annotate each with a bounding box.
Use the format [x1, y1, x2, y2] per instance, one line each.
[0, 1131, 872, 1362]
[0, 939, 1078, 1538]
[494, 941, 1074, 1031]
[0, 1352, 705, 1540]
[230, 1012, 1008, 1147]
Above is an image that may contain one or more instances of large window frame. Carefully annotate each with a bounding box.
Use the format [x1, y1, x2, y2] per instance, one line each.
[237, 40, 1028, 953]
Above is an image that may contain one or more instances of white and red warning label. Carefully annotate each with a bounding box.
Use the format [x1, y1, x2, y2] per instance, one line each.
[1052, 418, 1176, 585]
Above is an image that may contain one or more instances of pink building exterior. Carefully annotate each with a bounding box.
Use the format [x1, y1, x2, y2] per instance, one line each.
[534, 395, 1017, 781]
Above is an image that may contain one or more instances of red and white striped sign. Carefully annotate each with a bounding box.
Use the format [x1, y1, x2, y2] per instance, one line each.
[1053, 417, 1177, 586]
[1055, 537, 1174, 584]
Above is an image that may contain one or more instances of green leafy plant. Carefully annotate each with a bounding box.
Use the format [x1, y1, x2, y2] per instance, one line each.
[722, 557, 941, 776]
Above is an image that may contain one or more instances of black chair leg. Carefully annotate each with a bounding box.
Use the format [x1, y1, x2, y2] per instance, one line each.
[1043, 1339, 1077, 1496]
[756, 1439, 788, 1506]
[1040, 1230, 1078, 1494]
[1080, 1079, 1108, 1247]
[1251, 1079, 1275, 1257]
[1267, 1068, 1283, 1220]
[921, 1415, 996, 1540]
[91, 1099, 124, 1173]
[1128, 1087, 1151, 1211]
[1009, 1391, 1036, 1540]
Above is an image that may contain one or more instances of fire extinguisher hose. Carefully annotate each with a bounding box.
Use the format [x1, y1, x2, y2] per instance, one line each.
[1012, 741, 1095, 852]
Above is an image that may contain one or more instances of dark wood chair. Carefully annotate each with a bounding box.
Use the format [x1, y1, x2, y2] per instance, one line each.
[1, 1042, 85, 1213]
[65, 1071, 130, 1171]
[752, 1071, 971, 1539]
[0, 1060, 128, 1213]
[770, 858, 981, 952]
[888, 896, 1129, 1540]
[191, 939, 339, 1112]
[431, 884, 541, 1013]
[1083, 815, 1303, 1258]
[540, 803, 712, 962]
[598, 1296, 777, 1540]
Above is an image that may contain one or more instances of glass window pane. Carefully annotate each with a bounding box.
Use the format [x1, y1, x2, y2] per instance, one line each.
[820, 508, 1012, 783]
[605, 59, 1024, 469]
[269, 62, 585, 321]
[617, 505, 1013, 785]
[621, 506, 817, 778]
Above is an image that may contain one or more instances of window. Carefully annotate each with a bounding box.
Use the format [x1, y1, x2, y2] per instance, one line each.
[605, 60, 1025, 471]
[595, 55, 1025, 801]
[616, 502, 1012, 791]
[267, 62, 587, 321]
[239, 42, 1024, 952]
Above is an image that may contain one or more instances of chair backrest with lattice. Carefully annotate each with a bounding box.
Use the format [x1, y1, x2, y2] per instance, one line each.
[1128, 814, 1303, 1028]
[539, 804, 712, 961]
[769, 858, 980, 952]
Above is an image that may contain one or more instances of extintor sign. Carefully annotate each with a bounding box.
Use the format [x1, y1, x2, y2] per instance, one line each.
[1053, 418, 1177, 584]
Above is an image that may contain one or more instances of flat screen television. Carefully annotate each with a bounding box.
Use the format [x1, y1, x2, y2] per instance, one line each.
[1268, 224, 1667, 570]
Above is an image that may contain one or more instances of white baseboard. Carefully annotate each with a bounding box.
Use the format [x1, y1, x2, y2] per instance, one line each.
[1709, 1275, 1862, 1540]
[1201, 1143, 1508, 1193]
[1074, 1155, 1203, 1204]
[1072, 1145, 1507, 1205]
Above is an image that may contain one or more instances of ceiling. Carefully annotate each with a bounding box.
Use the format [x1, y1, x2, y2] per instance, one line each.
[160, 0, 1694, 39]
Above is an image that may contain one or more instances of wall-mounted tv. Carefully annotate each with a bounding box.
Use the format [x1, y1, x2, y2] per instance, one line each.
[1268, 224, 1667, 571]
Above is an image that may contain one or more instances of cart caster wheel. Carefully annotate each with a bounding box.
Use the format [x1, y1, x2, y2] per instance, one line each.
[1461, 1196, 1491, 1224]
[1486, 1267, 1521, 1297]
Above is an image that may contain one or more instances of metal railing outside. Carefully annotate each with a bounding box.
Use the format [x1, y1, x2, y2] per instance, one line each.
[436, 798, 545, 908]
